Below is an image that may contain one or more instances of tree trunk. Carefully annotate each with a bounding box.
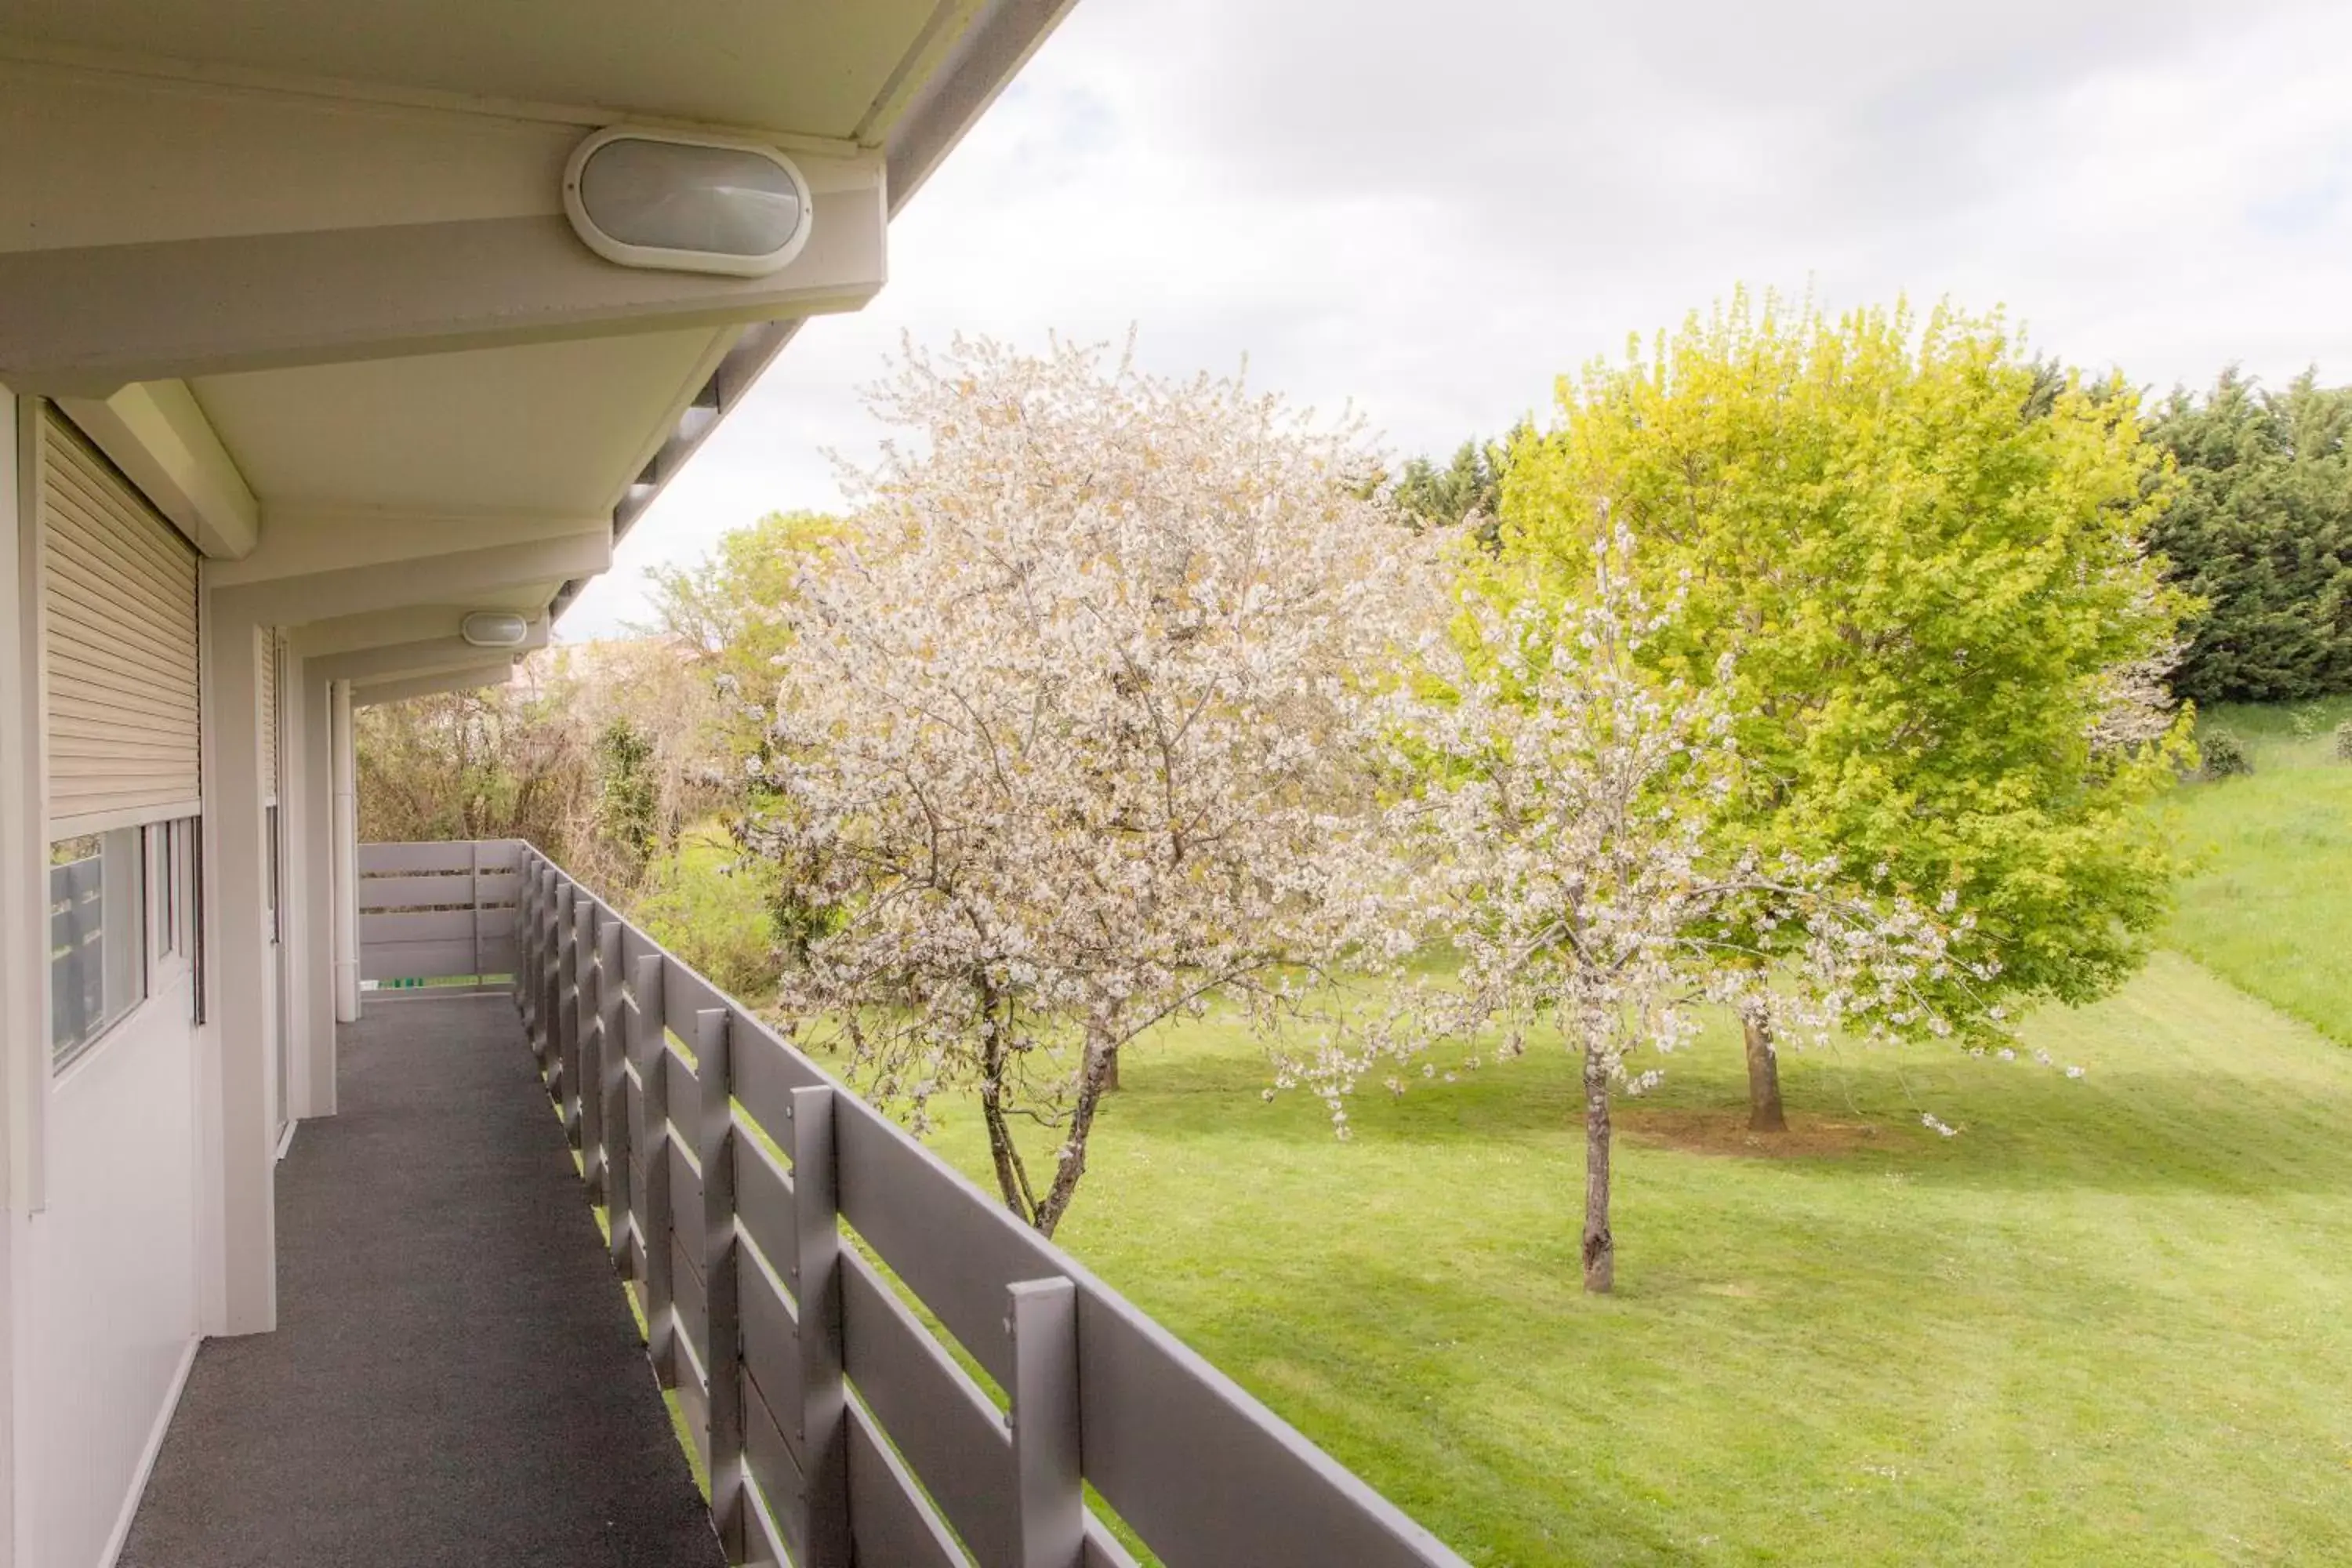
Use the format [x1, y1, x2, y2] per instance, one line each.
[1582, 1045, 1614, 1294]
[1744, 1007, 1788, 1133]
[976, 985, 1040, 1225]
[1102, 1043, 1120, 1092]
[1033, 1024, 1118, 1238]
[978, 1066, 1039, 1228]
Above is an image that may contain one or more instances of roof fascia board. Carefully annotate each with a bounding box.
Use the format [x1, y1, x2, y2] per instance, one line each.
[310, 621, 549, 686]
[211, 531, 609, 627]
[0, 195, 884, 395]
[352, 661, 517, 708]
[550, 315, 804, 621]
[210, 507, 608, 589]
[883, 0, 1085, 216]
[290, 606, 509, 660]
[54, 380, 259, 557]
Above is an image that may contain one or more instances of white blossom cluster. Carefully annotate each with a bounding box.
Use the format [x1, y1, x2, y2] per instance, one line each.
[1292, 526, 1981, 1110]
[747, 335, 1438, 1234]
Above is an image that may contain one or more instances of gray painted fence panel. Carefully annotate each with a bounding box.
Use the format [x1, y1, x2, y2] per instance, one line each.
[833, 1103, 1062, 1390]
[744, 1370, 807, 1568]
[662, 960, 732, 1049]
[728, 1020, 829, 1145]
[361, 909, 476, 943]
[845, 1400, 966, 1568]
[1074, 1292, 1465, 1568]
[735, 1134, 795, 1279]
[358, 871, 519, 910]
[355, 841, 527, 982]
[666, 1051, 702, 1136]
[675, 1347, 712, 1474]
[1083, 1519, 1142, 1568]
[668, 1139, 704, 1252]
[840, 1247, 1016, 1568]
[356, 839, 522, 873]
[491, 844, 1471, 1568]
[740, 1258, 803, 1457]
[619, 922, 662, 981]
[672, 1234, 710, 1367]
[361, 939, 516, 983]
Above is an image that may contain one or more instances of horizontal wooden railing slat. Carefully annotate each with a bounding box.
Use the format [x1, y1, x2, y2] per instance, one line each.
[671, 1232, 710, 1374]
[730, 1020, 830, 1142]
[743, 1371, 806, 1568]
[832, 1104, 1061, 1391]
[358, 839, 522, 873]
[840, 1247, 1016, 1567]
[361, 909, 478, 943]
[477, 841, 1472, 1568]
[662, 963, 732, 1049]
[665, 1051, 702, 1137]
[844, 1400, 966, 1568]
[739, 1259, 803, 1457]
[734, 1134, 795, 1282]
[674, 1345, 712, 1474]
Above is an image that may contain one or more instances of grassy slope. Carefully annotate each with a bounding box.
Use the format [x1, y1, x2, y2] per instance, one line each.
[2166, 697, 2352, 1044]
[902, 717, 2352, 1566]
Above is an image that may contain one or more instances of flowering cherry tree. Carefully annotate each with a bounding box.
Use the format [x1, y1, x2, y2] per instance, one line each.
[1301, 528, 1982, 1292]
[748, 335, 1434, 1236]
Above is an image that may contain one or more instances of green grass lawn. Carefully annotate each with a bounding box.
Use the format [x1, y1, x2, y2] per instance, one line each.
[893, 718, 2352, 1565]
[2166, 698, 2352, 1046]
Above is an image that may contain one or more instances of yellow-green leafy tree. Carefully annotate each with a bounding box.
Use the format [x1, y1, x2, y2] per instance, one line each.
[1490, 292, 2195, 1128]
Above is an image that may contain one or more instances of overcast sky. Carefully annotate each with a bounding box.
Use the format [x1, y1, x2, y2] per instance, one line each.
[563, 0, 2352, 637]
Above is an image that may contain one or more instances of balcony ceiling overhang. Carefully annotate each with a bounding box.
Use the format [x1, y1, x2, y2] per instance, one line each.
[0, 0, 967, 141]
[0, 0, 1079, 652]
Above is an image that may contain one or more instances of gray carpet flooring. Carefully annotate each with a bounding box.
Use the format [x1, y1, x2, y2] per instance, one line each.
[118, 993, 723, 1568]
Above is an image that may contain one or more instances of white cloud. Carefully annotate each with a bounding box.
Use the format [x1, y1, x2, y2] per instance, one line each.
[565, 0, 2352, 636]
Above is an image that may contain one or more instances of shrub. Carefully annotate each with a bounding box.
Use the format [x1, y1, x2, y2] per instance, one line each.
[631, 834, 782, 1003]
[2336, 720, 2352, 763]
[2201, 730, 2252, 778]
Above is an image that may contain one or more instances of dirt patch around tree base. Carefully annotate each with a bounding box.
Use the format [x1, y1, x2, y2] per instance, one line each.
[1619, 1107, 1885, 1158]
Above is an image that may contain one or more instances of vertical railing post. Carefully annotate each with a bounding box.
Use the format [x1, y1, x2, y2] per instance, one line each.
[1008, 1277, 1083, 1568]
[600, 919, 630, 1272]
[539, 866, 561, 1079]
[786, 1084, 850, 1568]
[579, 906, 607, 1194]
[515, 855, 535, 1021]
[637, 955, 677, 1385]
[557, 893, 581, 1142]
[699, 1009, 746, 1561]
[469, 839, 483, 982]
[554, 881, 578, 1127]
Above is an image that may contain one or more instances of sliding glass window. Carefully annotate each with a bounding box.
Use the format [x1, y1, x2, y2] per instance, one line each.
[48, 828, 148, 1065]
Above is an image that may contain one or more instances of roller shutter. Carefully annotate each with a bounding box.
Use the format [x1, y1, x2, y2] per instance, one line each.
[41, 408, 202, 833]
[259, 627, 280, 804]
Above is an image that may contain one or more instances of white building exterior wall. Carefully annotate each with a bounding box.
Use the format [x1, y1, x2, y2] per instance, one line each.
[28, 975, 201, 1568]
[1, 379, 28, 1568]
[2, 395, 212, 1568]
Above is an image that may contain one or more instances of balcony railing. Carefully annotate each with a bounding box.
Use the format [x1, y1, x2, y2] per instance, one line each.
[358, 839, 521, 985]
[355, 840, 1470, 1568]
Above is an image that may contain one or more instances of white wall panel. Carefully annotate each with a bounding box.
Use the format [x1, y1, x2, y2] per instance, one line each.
[25, 969, 201, 1568]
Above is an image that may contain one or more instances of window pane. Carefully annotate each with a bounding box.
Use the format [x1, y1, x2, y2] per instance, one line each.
[50, 827, 149, 1064]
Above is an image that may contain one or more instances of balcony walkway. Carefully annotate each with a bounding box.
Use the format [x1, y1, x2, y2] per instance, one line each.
[118, 993, 723, 1568]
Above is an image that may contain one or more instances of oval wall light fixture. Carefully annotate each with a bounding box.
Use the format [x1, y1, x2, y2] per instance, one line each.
[460, 612, 532, 649]
[564, 126, 814, 278]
